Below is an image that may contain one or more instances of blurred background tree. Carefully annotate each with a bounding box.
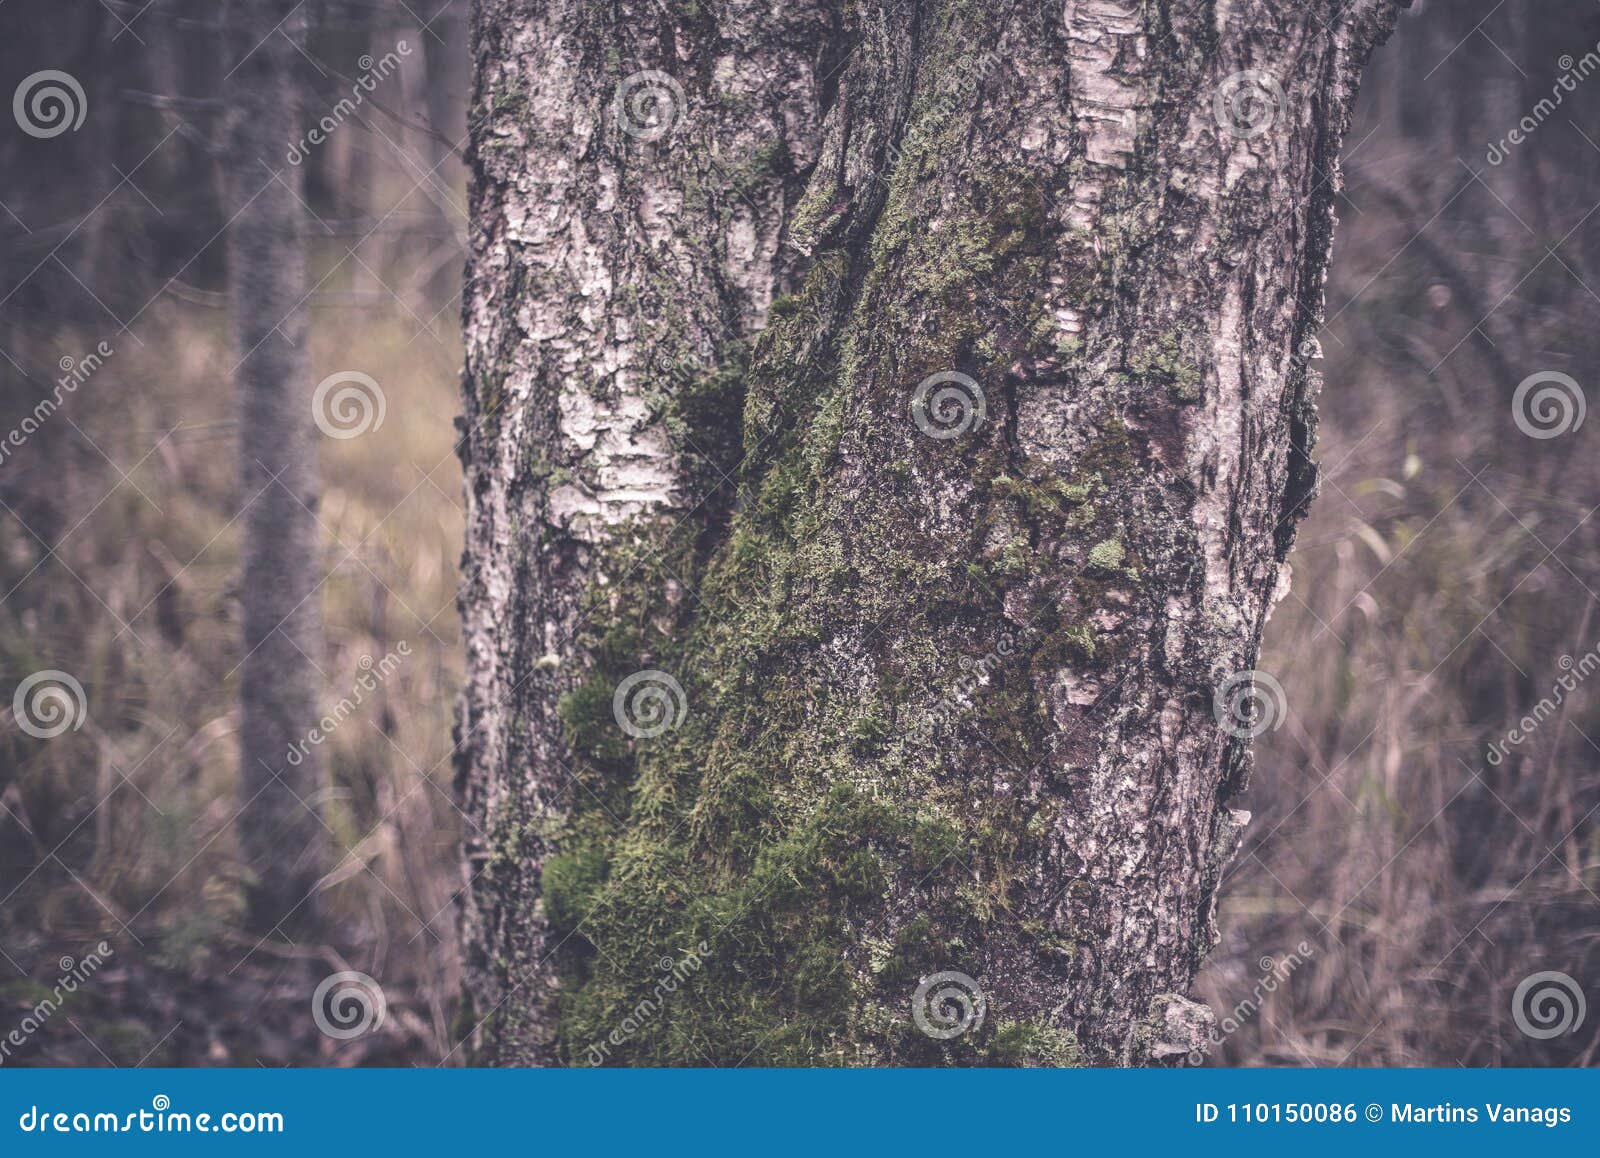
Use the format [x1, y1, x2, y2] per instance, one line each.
[1, 0, 466, 1064]
[223, 0, 331, 937]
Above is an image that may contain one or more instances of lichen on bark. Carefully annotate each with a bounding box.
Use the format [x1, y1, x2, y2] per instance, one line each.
[457, 0, 1404, 1065]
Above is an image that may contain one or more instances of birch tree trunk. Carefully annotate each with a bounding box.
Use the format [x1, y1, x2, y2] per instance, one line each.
[226, 0, 329, 934]
[457, 0, 1403, 1065]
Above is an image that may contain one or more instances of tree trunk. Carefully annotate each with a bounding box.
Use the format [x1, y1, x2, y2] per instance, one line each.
[226, 0, 329, 934]
[457, 0, 1403, 1065]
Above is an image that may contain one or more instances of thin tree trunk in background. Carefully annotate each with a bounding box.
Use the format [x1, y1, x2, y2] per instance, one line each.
[226, 0, 328, 934]
[458, 0, 1404, 1065]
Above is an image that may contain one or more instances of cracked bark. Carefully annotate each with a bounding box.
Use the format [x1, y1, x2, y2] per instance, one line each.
[458, 0, 1403, 1065]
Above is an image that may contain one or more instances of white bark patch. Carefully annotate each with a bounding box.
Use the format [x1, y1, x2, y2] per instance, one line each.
[1189, 283, 1248, 625]
[1265, 560, 1293, 622]
[724, 205, 781, 330]
[552, 383, 678, 537]
[1062, 0, 1145, 229]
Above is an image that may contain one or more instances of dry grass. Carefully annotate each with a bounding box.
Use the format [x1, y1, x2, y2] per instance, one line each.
[1193, 17, 1600, 1064]
[1, 231, 467, 1064]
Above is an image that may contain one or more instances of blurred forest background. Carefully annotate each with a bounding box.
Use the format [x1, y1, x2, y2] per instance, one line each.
[1, 0, 1597, 1066]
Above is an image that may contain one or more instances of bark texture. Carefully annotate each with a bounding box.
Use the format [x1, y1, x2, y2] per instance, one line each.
[458, 0, 1403, 1065]
[226, 0, 329, 933]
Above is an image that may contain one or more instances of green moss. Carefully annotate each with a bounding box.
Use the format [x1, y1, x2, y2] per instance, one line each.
[991, 472, 1088, 521]
[985, 1020, 1085, 1067]
[659, 345, 748, 495]
[547, 779, 985, 1064]
[848, 708, 892, 752]
[1128, 330, 1204, 402]
[1060, 625, 1097, 662]
[0, 979, 58, 1006]
[524, 4, 1166, 1068]
[1086, 538, 1125, 574]
[541, 848, 609, 934]
[1061, 478, 1094, 504]
[557, 677, 632, 767]
[723, 141, 785, 200]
